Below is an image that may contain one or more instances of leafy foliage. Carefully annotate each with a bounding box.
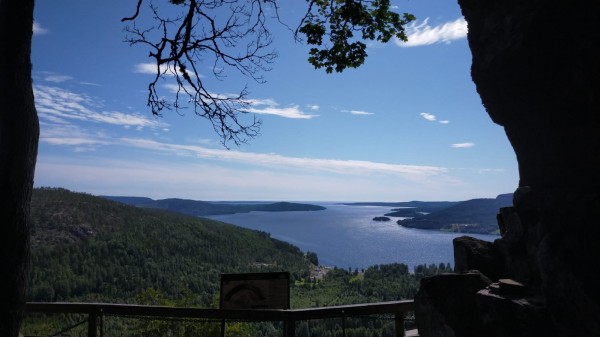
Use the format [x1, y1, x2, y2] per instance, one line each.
[298, 0, 415, 73]
[306, 251, 319, 266]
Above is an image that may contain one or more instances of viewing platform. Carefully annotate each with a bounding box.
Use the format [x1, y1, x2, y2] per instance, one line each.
[24, 300, 417, 337]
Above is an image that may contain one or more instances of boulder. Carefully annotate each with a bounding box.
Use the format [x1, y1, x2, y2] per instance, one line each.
[453, 236, 504, 281]
[414, 271, 491, 337]
[476, 280, 554, 337]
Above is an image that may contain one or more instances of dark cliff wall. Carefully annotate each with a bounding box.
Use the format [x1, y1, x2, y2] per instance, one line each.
[415, 1, 600, 336]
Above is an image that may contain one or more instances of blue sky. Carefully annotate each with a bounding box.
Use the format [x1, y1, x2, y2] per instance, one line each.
[31, 0, 518, 202]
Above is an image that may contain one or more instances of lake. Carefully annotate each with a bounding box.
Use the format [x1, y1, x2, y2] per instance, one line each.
[207, 203, 499, 270]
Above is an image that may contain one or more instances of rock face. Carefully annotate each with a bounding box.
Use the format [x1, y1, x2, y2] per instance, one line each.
[415, 271, 491, 337]
[414, 1, 600, 336]
[453, 236, 503, 281]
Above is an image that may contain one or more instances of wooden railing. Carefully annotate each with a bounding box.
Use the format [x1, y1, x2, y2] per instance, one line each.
[25, 300, 415, 337]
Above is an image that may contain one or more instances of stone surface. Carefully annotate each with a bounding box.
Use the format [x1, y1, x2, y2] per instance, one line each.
[415, 1, 600, 336]
[457, 0, 600, 334]
[414, 271, 491, 337]
[476, 287, 554, 337]
[453, 236, 503, 281]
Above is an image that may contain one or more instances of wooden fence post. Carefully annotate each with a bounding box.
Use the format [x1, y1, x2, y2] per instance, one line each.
[284, 319, 295, 337]
[395, 312, 405, 337]
[87, 311, 97, 337]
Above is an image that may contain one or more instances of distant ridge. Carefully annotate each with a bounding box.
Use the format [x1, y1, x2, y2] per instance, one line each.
[345, 201, 460, 214]
[396, 193, 513, 234]
[100, 196, 326, 216]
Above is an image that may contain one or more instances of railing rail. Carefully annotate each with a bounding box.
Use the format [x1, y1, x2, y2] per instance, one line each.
[25, 300, 415, 337]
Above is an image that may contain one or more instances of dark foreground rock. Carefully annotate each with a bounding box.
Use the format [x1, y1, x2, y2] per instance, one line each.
[415, 271, 491, 337]
[414, 1, 600, 336]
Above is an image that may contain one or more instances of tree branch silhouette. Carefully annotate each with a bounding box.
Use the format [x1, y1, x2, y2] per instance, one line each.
[122, 0, 413, 147]
[123, 0, 278, 146]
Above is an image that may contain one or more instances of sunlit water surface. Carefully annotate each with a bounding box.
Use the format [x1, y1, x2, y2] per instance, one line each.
[208, 203, 498, 270]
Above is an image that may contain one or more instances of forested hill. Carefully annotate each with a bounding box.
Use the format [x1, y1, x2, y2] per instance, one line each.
[101, 195, 326, 216]
[396, 193, 513, 234]
[28, 188, 310, 303]
[25, 188, 457, 337]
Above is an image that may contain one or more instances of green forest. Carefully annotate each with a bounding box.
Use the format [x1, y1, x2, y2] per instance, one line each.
[23, 188, 453, 336]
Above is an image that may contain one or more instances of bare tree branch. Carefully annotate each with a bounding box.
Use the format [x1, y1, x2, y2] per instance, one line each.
[122, 0, 412, 146]
[122, 0, 144, 22]
[123, 0, 277, 147]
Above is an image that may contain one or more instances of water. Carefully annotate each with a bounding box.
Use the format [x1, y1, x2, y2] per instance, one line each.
[207, 203, 499, 270]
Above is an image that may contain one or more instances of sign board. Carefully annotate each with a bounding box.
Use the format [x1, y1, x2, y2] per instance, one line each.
[220, 272, 290, 310]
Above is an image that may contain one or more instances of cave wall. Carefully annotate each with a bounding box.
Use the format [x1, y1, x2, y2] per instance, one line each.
[415, 1, 600, 336]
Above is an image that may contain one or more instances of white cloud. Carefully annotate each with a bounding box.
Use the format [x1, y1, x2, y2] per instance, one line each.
[91, 111, 163, 128]
[40, 123, 112, 152]
[245, 98, 278, 106]
[79, 81, 102, 87]
[420, 113, 450, 124]
[33, 22, 48, 35]
[34, 85, 167, 129]
[452, 142, 475, 148]
[245, 99, 318, 119]
[134, 62, 182, 76]
[420, 112, 436, 121]
[162, 86, 317, 119]
[134, 62, 169, 75]
[344, 110, 374, 116]
[119, 138, 448, 184]
[43, 137, 107, 146]
[396, 17, 467, 47]
[44, 75, 73, 83]
[307, 104, 320, 111]
[134, 62, 199, 78]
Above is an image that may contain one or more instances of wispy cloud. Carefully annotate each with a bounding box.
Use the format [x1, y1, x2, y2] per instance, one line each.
[79, 81, 102, 87]
[34, 85, 167, 129]
[161, 87, 317, 120]
[134, 62, 199, 78]
[452, 142, 475, 148]
[344, 110, 374, 116]
[306, 104, 320, 111]
[40, 123, 112, 152]
[439, 120, 450, 124]
[134, 62, 173, 75]
[396, 17, 467, 47]
[36, 154, 466, 201]
[33, 21, 48, 35]
[119, 138, 448, 183]
[44, 75, 73, 83]
[245, 99, 318, 119]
